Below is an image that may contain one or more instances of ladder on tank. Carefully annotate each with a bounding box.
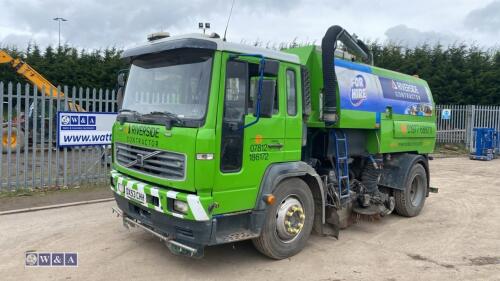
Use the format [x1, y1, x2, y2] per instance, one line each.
[332, 130, 350, 200]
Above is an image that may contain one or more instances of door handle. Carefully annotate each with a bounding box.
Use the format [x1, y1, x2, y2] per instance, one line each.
[267, 143, 283, 149]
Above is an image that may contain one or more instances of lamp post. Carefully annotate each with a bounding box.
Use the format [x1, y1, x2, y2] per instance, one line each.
[53, 17, 68, 48]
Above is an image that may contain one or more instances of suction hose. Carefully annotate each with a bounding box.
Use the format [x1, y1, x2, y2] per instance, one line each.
[321, 25, 374, 123]
[321, 26, 343, 123]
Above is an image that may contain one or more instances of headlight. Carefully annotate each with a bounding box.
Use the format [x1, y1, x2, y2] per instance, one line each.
[173, 200, 188, 214]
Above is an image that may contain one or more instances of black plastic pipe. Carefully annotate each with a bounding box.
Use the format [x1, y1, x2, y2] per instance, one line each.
[321, 25, 373, 123]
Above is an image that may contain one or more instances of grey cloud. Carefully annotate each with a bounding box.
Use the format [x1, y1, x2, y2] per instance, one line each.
[0, 33, 37, 48]
[464, 0, 500, 34]
[0, 0, 495, 49]
[1, 0, 221, 48]
[384, 24, 461, 47]
[0, 0, 299, 49]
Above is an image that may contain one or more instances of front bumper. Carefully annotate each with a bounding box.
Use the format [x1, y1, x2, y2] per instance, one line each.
[112, 205, 204, 257]
[110, 170, 211, 221]
[114, 193, 213, 249]
[111, 170, 267, 255]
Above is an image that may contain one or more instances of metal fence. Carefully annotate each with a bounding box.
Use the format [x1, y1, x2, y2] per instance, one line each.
[1, 80, 499, 191]
[435, 105, 472, 144]
[0, 82, 116, 191]
[436, 105, 500, 147]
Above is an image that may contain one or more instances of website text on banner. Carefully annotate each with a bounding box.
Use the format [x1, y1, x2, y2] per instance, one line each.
[57, 112, 117, 147]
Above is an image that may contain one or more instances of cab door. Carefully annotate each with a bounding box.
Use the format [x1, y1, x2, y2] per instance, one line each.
[212, 54, 286, 214]
[283, 64, 302, 161]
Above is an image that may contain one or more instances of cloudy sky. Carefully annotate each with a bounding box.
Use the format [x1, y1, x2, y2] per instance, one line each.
[0, 0, 499, 50]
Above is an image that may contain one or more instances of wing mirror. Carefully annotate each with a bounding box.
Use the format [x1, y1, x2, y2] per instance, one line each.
[117, 72, 126, 87]
[230, 54, 279, 129]
[251, 78, 276, 118]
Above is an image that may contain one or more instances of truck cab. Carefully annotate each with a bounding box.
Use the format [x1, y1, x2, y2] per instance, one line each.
[111, 27, 436, 259]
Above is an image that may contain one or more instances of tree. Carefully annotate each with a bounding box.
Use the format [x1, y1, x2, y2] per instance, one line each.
[0, 42, 499, 105]
[0, 44, 128, 90]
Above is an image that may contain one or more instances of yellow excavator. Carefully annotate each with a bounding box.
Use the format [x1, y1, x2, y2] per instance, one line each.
[0, 50, 84, 152]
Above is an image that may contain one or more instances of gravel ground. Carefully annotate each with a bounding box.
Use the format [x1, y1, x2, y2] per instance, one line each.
[0, 157, 499, 281]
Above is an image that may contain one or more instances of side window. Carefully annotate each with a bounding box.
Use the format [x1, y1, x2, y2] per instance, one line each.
[223, 62, 247, 122]
[247, 63, 279, 115]
[286, 69, 297, 116]
[221, 60, 247, 173]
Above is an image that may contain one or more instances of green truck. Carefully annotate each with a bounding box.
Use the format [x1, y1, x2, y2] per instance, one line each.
[110, 25, 436, 259]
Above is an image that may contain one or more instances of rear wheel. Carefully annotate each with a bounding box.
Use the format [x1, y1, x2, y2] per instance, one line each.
[2, 127, 24, 153]
[394, 163, 427, 217]
[252, 178, 314, 259]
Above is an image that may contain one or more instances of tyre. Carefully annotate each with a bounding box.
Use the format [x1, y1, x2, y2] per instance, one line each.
[1, 127, 25, 153]
[394, 163, 427, 217]
[252, 178, 315, 259]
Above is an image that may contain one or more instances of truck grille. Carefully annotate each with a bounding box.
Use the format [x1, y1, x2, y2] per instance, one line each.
[115, 143, 186, 180]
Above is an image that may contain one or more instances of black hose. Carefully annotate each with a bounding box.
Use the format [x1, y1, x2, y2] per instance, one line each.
[321, 25, 374, 124]
[321, 26, 343, 122]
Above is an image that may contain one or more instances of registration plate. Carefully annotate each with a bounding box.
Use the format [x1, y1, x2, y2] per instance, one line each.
[125, 186, 146, 204]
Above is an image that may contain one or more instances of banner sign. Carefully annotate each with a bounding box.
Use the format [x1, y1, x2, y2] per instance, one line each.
[379, 77, 430, 103]
[334, 58, 434, 117]
[57, 112, 117, 147]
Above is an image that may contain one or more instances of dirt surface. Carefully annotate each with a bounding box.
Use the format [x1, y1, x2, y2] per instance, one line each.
[0, 157, 499, 281]
[0, 185, 112, 212]
[432, 143, 470, 159]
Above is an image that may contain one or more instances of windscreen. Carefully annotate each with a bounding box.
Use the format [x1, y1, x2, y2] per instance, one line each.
[122, 49, 213, 121]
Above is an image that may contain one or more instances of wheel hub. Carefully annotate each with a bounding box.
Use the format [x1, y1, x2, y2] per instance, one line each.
[410, 175, 424, 207]
[276, 197, 305, 242]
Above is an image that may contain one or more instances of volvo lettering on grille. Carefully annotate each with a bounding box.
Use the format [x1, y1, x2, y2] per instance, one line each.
[115, 143, 186, 180]
[124, 150, 161, 168]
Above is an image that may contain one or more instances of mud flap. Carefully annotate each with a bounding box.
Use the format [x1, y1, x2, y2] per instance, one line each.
[321, 206, 340, 238]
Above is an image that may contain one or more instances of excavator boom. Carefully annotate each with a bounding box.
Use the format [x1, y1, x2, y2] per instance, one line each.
[0, 50, 84, 111]
[0, 51, 13, 64]
[1, 50, 63, 97]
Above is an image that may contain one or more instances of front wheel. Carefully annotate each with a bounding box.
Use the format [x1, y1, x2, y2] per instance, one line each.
[252, 178, 314, 259]
[394, 163, 427, 217]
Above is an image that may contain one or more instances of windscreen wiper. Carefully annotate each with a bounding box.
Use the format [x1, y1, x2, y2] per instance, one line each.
[117, 109, 141, 124]
[118, 109, 141, 115]
[141, 111, 184, 129]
